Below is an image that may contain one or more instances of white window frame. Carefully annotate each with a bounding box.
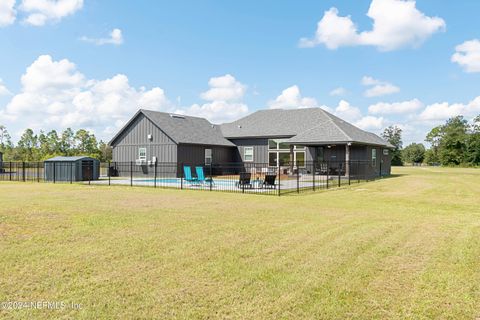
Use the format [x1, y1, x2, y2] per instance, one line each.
[138, 147, 147, 161]
[383, 149, 389, 155]
[244, 147, 254, 162]
[205, 148, 212, 165]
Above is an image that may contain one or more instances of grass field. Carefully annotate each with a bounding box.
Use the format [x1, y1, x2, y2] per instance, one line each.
[1, 167, 479, 319]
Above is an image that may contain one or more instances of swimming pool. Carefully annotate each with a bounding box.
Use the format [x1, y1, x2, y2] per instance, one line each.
[138, 178, 237, 187]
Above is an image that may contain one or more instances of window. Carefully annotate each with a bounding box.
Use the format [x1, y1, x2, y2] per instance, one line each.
[383, 149, 389, 155]
[372, 148, 377, 167]
[267, 139, 306, 167]
[205, 149, 212, 165]
[244, 147, 254, 162]
[138, 147, 147, 161]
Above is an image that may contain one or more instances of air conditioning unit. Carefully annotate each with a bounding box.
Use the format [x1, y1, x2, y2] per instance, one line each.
[135, 159, 146, 166]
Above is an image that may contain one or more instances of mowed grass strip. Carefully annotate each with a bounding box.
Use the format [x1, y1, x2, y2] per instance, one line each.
[0, 167, 479, 319]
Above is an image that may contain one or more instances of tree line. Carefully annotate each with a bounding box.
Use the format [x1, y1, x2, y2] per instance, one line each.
[0, 125, 112, 162]
[381, 115, 480, 166]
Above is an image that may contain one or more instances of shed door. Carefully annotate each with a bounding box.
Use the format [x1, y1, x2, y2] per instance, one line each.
[82, 160, 94, 181]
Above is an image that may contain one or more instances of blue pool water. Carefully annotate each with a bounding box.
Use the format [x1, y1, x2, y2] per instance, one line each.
[139, 178, 236, 186]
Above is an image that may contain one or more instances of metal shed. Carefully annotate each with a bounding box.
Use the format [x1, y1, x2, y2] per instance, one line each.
[44, 156, 100, 182]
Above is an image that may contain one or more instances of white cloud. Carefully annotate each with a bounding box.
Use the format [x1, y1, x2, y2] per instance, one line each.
[362, 76, 400, 97]
[355, 116, 385, 130]
[268, 85, 319, 109]
[329, 87, 347, 96]
[81, 28, 124, 46]
[0, 79, 11, 96]
[2, 55, 171, 136]
[333, 100, 362, 122]
[200, 74, 246, 101]
[451, 39, 480, 73]
[180, 74, 249, 123]
[19, 0, 83, 26]
[0, 0, 16, 27]
[299, 0, 445, 51]
[419, 97, 480, 121]
[368, 99, 423, 115]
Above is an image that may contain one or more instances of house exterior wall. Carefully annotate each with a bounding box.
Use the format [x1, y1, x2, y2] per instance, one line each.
[177, 144, 234, 165]
[228, 138, 270, 163]
[111, 113, 178, 163]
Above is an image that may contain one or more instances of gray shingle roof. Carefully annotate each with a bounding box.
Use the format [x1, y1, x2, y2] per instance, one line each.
[141, 110, 235, 147]
[220, 108, 392, 147]
[45, 156, 97, 162]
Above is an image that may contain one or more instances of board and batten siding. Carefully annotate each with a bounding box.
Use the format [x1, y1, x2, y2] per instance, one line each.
[111, 113, 177, 163]
[228, 138, 269, 163]
[177, 144, 234, 166]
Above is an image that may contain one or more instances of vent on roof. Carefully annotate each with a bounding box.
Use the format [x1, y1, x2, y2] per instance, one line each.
[237, 125, 242, 129]
[170, 114, 185, 119]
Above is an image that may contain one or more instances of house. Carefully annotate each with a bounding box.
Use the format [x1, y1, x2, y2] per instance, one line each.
[109, 108, 393, 177]
[0, 151, 3, 173]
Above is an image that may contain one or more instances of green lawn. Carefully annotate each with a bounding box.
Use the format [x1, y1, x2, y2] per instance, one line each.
[1, 167, 479, 319]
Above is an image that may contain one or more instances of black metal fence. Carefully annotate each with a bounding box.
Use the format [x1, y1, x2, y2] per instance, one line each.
[0, 160, 385, 196]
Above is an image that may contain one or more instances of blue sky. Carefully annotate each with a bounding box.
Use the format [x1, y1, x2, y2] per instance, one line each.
[0, 0, 479, 145]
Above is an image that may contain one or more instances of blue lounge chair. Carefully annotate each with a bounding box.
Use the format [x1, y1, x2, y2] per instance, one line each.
[195, 166, 214, 186]
[183, 166, 199, 185]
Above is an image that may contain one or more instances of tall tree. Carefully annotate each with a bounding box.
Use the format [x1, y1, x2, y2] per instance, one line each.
[402, 143, 426, 164]
[60, 128, 75, 156]
[437, 116, 469, 165]
[75, 129, 98, 155]
[381, 126, 403, 166]
[467, 115, 480, 165]
[17, 129, 38, 161]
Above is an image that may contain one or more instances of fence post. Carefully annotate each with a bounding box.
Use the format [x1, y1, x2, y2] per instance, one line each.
[37, 162, 40, 182]
[312, 162, 315, 192]
[53, 162, 56, 183]
[22, 162, 25, 182]
[9, 162, 12, 181]
[348, 160, 351, 186]
[180, 163, 183, 190]
[296, 164, 300, 193]
[326, 161, 329, 189]
[130, 161, 133, 187]
[278, 164, 281, 196]
[108, 161, 111, 186]
[338, 164, 341, 188]
[154, 161, 157, 188]
[209, 163, 213, 191]
[70, 162, 73, 184]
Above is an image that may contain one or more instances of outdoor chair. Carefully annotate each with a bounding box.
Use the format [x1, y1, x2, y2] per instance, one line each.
[263, 174, 276, 189]
[236, 172, 253, 189]
[183, 166, 199, 185]
[195, 166, 214, 186]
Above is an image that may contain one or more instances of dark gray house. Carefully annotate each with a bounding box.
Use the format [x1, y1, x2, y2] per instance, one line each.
[44, 156, 100, 182]
[109, 108, 393, 177]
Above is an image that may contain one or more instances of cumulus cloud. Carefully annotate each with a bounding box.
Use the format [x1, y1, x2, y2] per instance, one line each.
[451, 39, 480, 73]
[19, 0, 83, 26]
[81, 28, 124, 46]
[180, 74, 249, 123]
[362, 76, 400, 97]
[355, 116, 385, 130]
[0, 79, 11, 96]
[299, 0, 445, 51]
[200, 74, 246, 101]
[2, 55, 171, 136]
[368, 99, 423, 115]
[0, 0, 16, 27]
[329, 87, 347, 96]
[419, 96, 480, 121]
[333, 100, 362, 122]
[268, 85, 319, 109]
